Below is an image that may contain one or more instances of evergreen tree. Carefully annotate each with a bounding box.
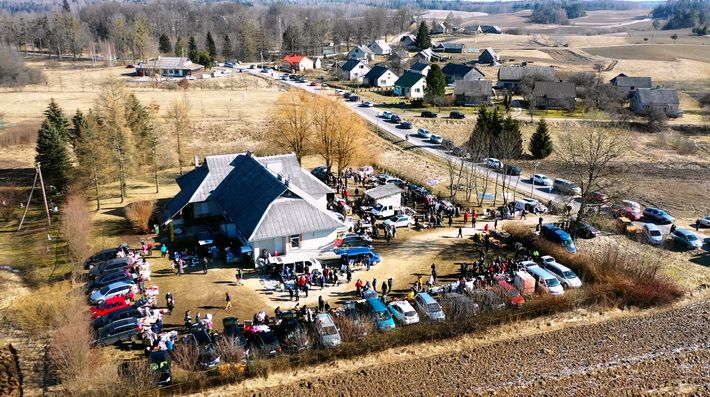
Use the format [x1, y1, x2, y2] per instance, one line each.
[96, 81, 133, 203]
[499, 115, 523, 159]
[124, 93, 153, 168]
[36, 110, 72, 191]
[529, 118, 554, 159]
[187, 36, 198, 60]
[424, 64, 446, 99]
[205, 31, 217, 58]
[222, 34, 232, 61]
[415, 21, 431, 50]
[158, 33, 172, 54]
[44, 98, 70, 142]
[69, 109, 86, 148]
[282, 25, 303, 54]
[75, 110, 108, 210]
[192, 50, 214, 69]
[174, 36, 186, 57]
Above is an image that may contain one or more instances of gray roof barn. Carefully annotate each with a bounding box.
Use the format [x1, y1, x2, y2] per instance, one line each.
[454, 79, 493, 96]
[633, 88, 680, 105]
[610, 74, 652, 89]
[442, 63, 485, 80]
[533, 81, 576, 99]
[498, 66, 555, 81]
[365, 184, 404, 200]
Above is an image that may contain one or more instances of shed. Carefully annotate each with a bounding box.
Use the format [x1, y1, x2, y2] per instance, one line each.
[365, 184, 403, 208]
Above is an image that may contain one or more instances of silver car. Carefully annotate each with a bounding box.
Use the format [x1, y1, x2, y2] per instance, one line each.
[89, 281, 134, 305]
[314, 313, 341, 348]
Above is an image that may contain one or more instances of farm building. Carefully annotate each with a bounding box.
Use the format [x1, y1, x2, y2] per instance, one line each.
[363, 66, 398, 87]
[281, 55, 316, 72]
[442, 63, 485, 84]
[414, 49, 449, 63]
[631, 88, 682, 117]
[432, 43, 465, 53]
[389, 50, 410, 65]
[393, 71, 427, 99]
[134, 56, 204, 78]
[454, 79, 494, 106]
[348, 45, 375, 62]
[338, 59, 371, 82]
[161, 152, 341, 261]
[532, 81, 576, 110]
[478, 48, 499, 65]
[465, 25, 502, 34]
[432, 22, 448, 34]
[365, 184, 403, 209]
[399, 34, 417, 50]
[610, 74, 652, 98]
[409, 62, 431, 76]
[368, 40, 392, 55]
[497, 65, 556, 90]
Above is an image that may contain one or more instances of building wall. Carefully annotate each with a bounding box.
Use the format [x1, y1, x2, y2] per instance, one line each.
[251, 228, 338, 258]
[374, 193, 402, 209]
[455, 94, 492, 106]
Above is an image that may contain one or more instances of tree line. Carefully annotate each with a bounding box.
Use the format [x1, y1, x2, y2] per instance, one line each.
[529, 1, 587, 25]
[652, 0, 709, 30]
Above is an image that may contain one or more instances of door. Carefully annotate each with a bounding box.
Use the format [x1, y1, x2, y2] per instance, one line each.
[274, 237, 284, 255]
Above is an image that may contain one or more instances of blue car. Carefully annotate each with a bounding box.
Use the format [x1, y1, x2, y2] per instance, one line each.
[540, 224, 577, 253]
[670, 228, 702, 249]
[333, 247, 381, 265]
[365, 298, 395, 331]
[643, 208, 674, 224]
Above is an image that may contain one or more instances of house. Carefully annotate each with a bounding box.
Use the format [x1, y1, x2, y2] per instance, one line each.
[432, 22, 448, 35]
[414, 48, 449, 63]
[390, 50, 410, 64]
[497, 65, 556, 90]
[465, 25, 502, 34]
[363, 66, 398, 87]
[338, 59, 371, 82]
[442, 63, 485, 84]
[314, 57, 323, 69]
[161, 152, 341, 260]
[394, 71, 427, 99]
[348, 45, 375, 62]
[364, 184, 403, 209]
[368, 40, 392, 56]
[533, 81, 576, 110]
[282, 55, 315, 72]
[399, 34, 417, 50]
[408, 62, 431, 76]
[631, 88, 682, 117]
[478, 48, 499, 65]
[454, 79, 494, 106]
[134, 56, 204, 78]
[610, 73, 652, 98]
[432, 43, 465, 53]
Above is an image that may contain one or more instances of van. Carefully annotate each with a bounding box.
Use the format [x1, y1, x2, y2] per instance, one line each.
[642, 223, 664, 246]
[365, 298, 396, 331]
[525, 265, 565, 296]
[413, 292, 446, 322]
[333, 247, 382, 266]
[540, 256, 582, 288]
[553, 178, 581, 195]
[540, 224, 577, 253]
[266, 254, 323, 275]
[371, 204, 396, 219]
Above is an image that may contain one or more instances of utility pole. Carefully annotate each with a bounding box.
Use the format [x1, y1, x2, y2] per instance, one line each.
[17, 163, 52, 231]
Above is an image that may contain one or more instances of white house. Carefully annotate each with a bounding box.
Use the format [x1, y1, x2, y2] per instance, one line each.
[393, 71, 426, 99]
[365, 184, 403, 209]
[338, 59, 371, 82]
[135, 57, 204, 78]
[432, 22, 448, 34]
[368, 40, 392, 55]
[408, 62, 431, 76]
[363, 66, 398, 87]
[161, 152, 340, 260]
[347, 45, 375, 62]
[282, 55, 315, 71]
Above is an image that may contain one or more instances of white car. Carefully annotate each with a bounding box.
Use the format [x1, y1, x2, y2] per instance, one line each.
[532, 174, 553, 186]
[515, 198, 547, 214]
[430, 134, 443, 144]
[335, 89, 343, 94]
[417, 128, 431, 138]
[388, 300, 419, 325]
[484, 158, 503, 169]
[698, 215, 710, 227]
[642, 223, 664, 246]
[383, 214, 413, 228]
[362, 101, 374, 107]
[356, 166, 374, 178]
[381, 111, 392, 119]
[622, 200, 641, 210]
[540, 256, 582, 288]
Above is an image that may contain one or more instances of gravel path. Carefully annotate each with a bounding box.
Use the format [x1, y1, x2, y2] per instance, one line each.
[231, 300, 710, 396]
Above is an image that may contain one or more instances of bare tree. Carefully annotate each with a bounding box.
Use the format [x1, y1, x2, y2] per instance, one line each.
[166, 98, 191, 175]
[60, 190, 93, 281]
[269, 91, 313, 164]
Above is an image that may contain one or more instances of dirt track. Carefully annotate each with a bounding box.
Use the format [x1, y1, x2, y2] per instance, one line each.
[220, 299, 710, 397]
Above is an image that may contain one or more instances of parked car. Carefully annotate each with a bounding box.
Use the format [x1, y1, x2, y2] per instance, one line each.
[333, 247, 382, 266]
[440, 292, 479, 320]
[381, 111, 392, 119]
[430, 134, 443, 144]
[185, 329, 221, 369]
[90, 295, 131, 319]
[88, 257, 130, 278]
[93, 317, 142, 347]
[413, 293, 445, 322]
[617, 207, 642, 220]
[696, 215, 710, 227]
[643, 208, 674, 224]
[364, 298, 395, 331]
[616, 217, 638, 234]
[586, 191, 609, 204]
[505, 164, 522, 176]
[274, 314, 311, 352]
[553, 178, 581, 195]
[570, 220, 601, 239]
[523, 263, 565, 296]
[540, 224, 577, 253]
[349, 95, 360, 102]
[222, 317, 247, 353]
[484, 158, 503, 170]
[387, 300, 419, 325]
[93, 306, 142, 330]
[468, 289, 506, 312]
[313, 313, 341, 348]
[670, 228, 702, 249]
[642, 223, 664, 246]
[421, 111, 438, 118]
[342, 92, 352, 99]
[148, 350, 172, 387]
[399, 121, 413, 129]
[245, 327, 282, 357]
[540, 256, 582, 288]
[86, 269, 132, 293]
[89, 281, 135, 305]
[449, 111, 465, 119]
[338, 235, 372, 248]
[514, 198, 547, 214]
[452, 146, 469, 158]
[84, 248, 119, 270]
[532, 174, 553, 186]
[390, 114, 402, 123]
[383, 214, 413, 228]
[361, 101, 374, 107]
[417, 128, 432, 138]
[494, 276, 525, 307]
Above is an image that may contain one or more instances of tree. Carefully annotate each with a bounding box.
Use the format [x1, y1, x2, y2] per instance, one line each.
[222, 34, 232, 61]
[282, 25, 303, 54]
[158, 33, 171, 54]
[269, 91, 313, 164]
[192, 50, 214, 69]
[424, 64, 446, 103]
[311, 96, 367, 174]
[60, 190, 92, 281]
[75, 111, 109, 210]
[124, 93, 153, 168]
[529, 118, 554, 159]
[69, 109, 86, 148]
[557, 127, 627, 223]
[415, 21, 431, 50]
[0, 47, 45, 88]
[645, 107, 668, 132]
[205, 31, 217, 58]
[166, 99, 191, 175]
[174, 36, 186, 57]
[36, 114, 72, 192]
[187, 36, 198, 60]
[95, 80, 132, 203]
[44, 98, 71, 142]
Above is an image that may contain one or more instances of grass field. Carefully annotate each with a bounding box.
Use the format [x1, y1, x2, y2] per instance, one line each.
[584, 44, 710, 63]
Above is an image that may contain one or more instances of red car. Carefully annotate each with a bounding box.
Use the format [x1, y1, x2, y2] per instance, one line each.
[586, 191, 609, 204]
[618, 207, 642, 220]
[495, 277, 525, 307]
[90, 296, 130, 319]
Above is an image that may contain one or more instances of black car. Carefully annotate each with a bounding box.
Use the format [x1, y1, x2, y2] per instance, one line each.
[94, 317, 142, 347]
[449, 111, 465, 119]
[222, 317, 247, 349]
[89, 257, 130, 279]
[273, 313, 311, 353]
[84, 248, 119, 270]
[349, 95, 360, 102]
[93, 307, 142, 331]
[505, 164, 522, 176]
[399, 121, 413, 129]
[86, 270, 132, 293]
[570, 221, 601, 239]
[421, 111, 438, 118]
[390, 115, 402, 123]
[451, 146, 468, 158]
[246, 330, 282, 357]
[184, 329, 221, 369]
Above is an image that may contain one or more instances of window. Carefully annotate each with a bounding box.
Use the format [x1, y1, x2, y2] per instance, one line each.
[290, 234, 301, 248]
[415, 88, 421, 93]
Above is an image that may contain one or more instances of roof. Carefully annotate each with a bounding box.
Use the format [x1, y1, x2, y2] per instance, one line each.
[433, 43, 464, 50]
[369, 40, 391, 51]
[137, 57, 203, 71]
[364, 66, 392, 81]
[256, 153, 334, 198]
[391, 50, 409, 60]
[480, 48, 498, 60]
[442, 63, 485, 79]
[283, 55, 309, 64]
[341, 59, 364, 72]
[410, 62, 430, 72]
[610, 75, 652, 89]
[351, 45, 374, 55]
[365, 184, 404, 200]
[417, 48, 434, 58]
[250, 197, 342, 241]
[533, 81, 576, 99]
[400, 34, 416, 42]
[633, 88, 680, 105]
[498, 66, 555, 81]
[454, 79, 493, 96]
[394, 71, 426, 88]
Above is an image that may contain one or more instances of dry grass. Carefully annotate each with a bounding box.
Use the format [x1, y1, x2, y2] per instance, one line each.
[8, 282, 84, 336]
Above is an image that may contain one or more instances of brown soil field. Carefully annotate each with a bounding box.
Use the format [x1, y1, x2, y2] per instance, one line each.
[584, 44, 710, 63]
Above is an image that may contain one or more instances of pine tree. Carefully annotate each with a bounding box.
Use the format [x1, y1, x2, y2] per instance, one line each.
[174, 36, 186, 57]
[415, 21, 431, 50]
[44, 98, 70, 142]
[158, 33, 172, 54]
[205, 31, 217, 58]
[69, 109, 86, 148]
[124, 93, 153, 169]
[222, 34, 232, 61]
[529, 118, 554, 159]
[187, 36, 198, 60]
[75, 111, 108, 210]
[282, 25, 302, 54]
[36, 113, 72, 191]
[96, 81, 133, 203]
[425, 64, 446, 99]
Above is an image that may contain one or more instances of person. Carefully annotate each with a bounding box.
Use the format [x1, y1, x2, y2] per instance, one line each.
[472, 217, 477, 229]
[237, 267, 244, 285]
[202, 257, 209, 274]
[372, 278, 378, 292]
[365, 256, 371, 271]
[295, 285, 300, 302]
[166, 292, 174, 313]
[457, 227, 463, 238]
[407, 288, 416, 300]
[520, 209, 527, 220]
[386, 230, 391, 244]
[288, 285, 294, 301]
[160, 244, 168, 259]
[347, 268, 352, 283]
[538, 216, 543, 227]
[355, 279, 363, 295]
[184, 310, 192, 327]
[387, 277, 393, 291]
[448, 216, 453, 228]
[494, 219, 498, 230]
[318, 296, 325, 312]
[484, 234, 491, 252]
[225, 292, 232, 309]
[670, 223, 677, 233]
[696, 219, 701, 231]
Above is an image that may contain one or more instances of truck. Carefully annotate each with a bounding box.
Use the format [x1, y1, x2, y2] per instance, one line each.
[514, 271, 535, 297]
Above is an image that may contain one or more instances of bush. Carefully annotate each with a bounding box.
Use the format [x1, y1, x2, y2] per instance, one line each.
[0, 47, 46, 88]
[124, 200, 156, 233]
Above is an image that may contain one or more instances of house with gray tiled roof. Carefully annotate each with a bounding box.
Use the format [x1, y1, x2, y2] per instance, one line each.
[134, 56, 204, 77]
[497, 65, 556, 90]
[454, 79, 494, 106]
[533, 81, 576, 110]
[610, 73, 653, 98]
[631, 88, 682, 117]
[442, 63, 485, 84]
